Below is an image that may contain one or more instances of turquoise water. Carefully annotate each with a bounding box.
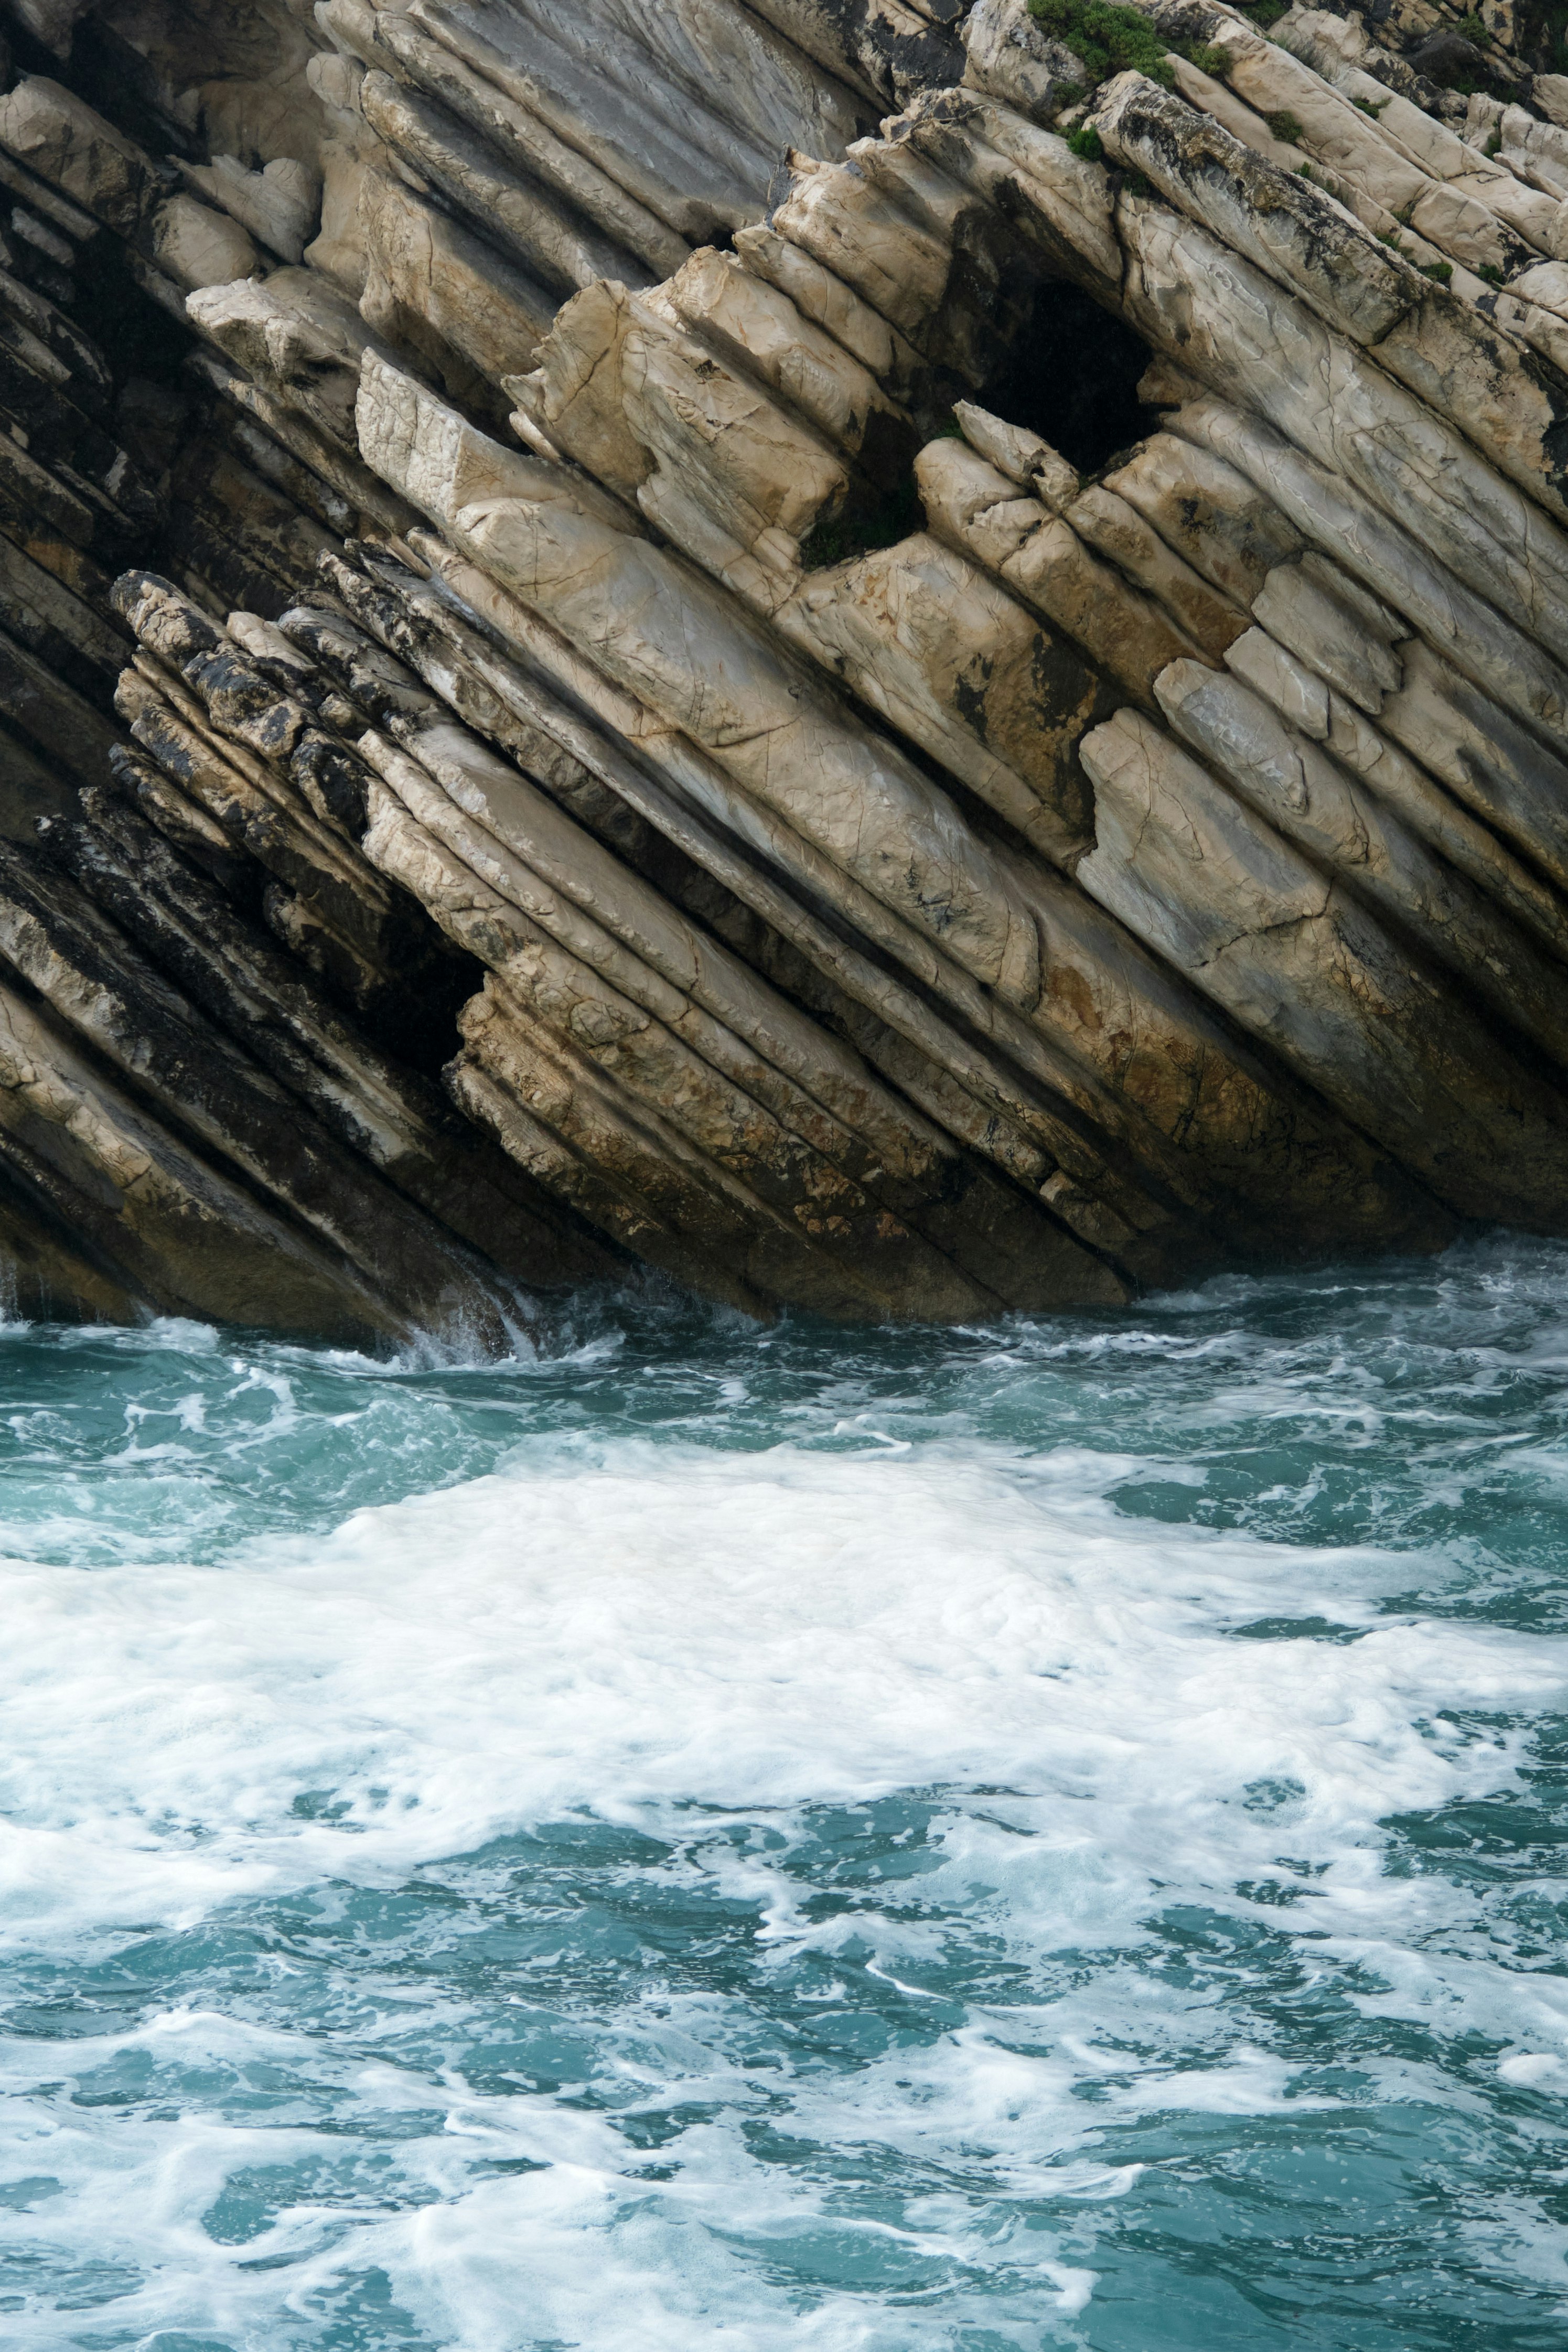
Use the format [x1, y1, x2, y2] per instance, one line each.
[1, 1234, 1566, 2349]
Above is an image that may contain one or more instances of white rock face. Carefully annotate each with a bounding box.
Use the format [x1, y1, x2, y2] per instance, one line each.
[184, 156, 320, 265]
[1537, 74, 1568, 130]
[149, 194, 260, 290]
[961, 0, 1079, 121]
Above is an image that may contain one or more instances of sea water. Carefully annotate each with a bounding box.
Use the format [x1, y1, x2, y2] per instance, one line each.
[0, 1232, 1565, 2350]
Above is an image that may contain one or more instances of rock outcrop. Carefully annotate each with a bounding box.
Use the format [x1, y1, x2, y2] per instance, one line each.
[2, 0, 1567, 1335]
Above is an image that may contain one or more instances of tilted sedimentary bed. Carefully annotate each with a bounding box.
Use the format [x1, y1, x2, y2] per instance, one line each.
[1, 0, 1567, 1336]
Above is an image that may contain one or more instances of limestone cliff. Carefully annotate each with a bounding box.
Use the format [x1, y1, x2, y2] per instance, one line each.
[1, 0, 1566, 1336]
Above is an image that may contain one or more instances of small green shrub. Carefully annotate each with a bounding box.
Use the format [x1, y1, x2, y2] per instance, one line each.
[1028, 0, 1178, 88]
[1187, 42, 1231, 74]
[1241, 0, 1285, 22]
[1475, 260, 1505, 285]
[1068, 123, 1104, 159]
[1484, 128, 1503, 155]
[1420, 258, 1454, 282]
[1028, 0, 1240, 93]
[1267, 109, 1304, 143]
[1295, 161, 1314, 180]
[1353, 93, 1389, 116]
[1457, 10, 1487, 39]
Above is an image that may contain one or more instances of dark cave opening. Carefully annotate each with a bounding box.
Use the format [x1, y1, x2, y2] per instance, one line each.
[976, 277, 1157, 479]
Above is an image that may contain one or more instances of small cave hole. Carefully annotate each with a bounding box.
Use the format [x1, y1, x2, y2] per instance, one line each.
[976, 278, 1156, 478]
[797, 408, 924, 571]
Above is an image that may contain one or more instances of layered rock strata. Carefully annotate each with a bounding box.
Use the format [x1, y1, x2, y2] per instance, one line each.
[1, 0, 1566, 1334]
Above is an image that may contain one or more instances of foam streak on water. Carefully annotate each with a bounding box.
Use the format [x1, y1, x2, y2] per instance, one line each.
[0, 1234, 1566, 2347]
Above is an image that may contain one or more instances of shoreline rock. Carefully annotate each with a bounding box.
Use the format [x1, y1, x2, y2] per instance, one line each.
[3, 0, 1568, 1334]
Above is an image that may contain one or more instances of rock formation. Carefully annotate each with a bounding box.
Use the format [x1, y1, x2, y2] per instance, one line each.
[2, 0, 1567, 1337]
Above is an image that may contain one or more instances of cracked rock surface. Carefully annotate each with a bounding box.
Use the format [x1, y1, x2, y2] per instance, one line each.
[1, 0, 1566, 1335]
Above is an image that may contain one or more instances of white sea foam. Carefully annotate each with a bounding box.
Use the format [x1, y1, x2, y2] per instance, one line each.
[1, 1408, 1565, 2345]
[0, 1435, 1558, 1947]
[0, 1439, 1542, 1938]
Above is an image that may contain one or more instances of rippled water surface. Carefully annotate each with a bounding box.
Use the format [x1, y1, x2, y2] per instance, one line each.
[1, 1232, 1566, 2348]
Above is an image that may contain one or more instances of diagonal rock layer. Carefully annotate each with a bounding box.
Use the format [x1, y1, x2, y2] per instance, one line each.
[2, 0, 1566, 1334]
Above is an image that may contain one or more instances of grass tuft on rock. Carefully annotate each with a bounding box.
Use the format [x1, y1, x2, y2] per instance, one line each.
[1029, 0, 1244, 97]
[1027, 0, 1178, 88]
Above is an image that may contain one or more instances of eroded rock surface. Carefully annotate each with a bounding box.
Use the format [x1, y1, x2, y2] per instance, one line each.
[1, 0, 1565, 1335]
